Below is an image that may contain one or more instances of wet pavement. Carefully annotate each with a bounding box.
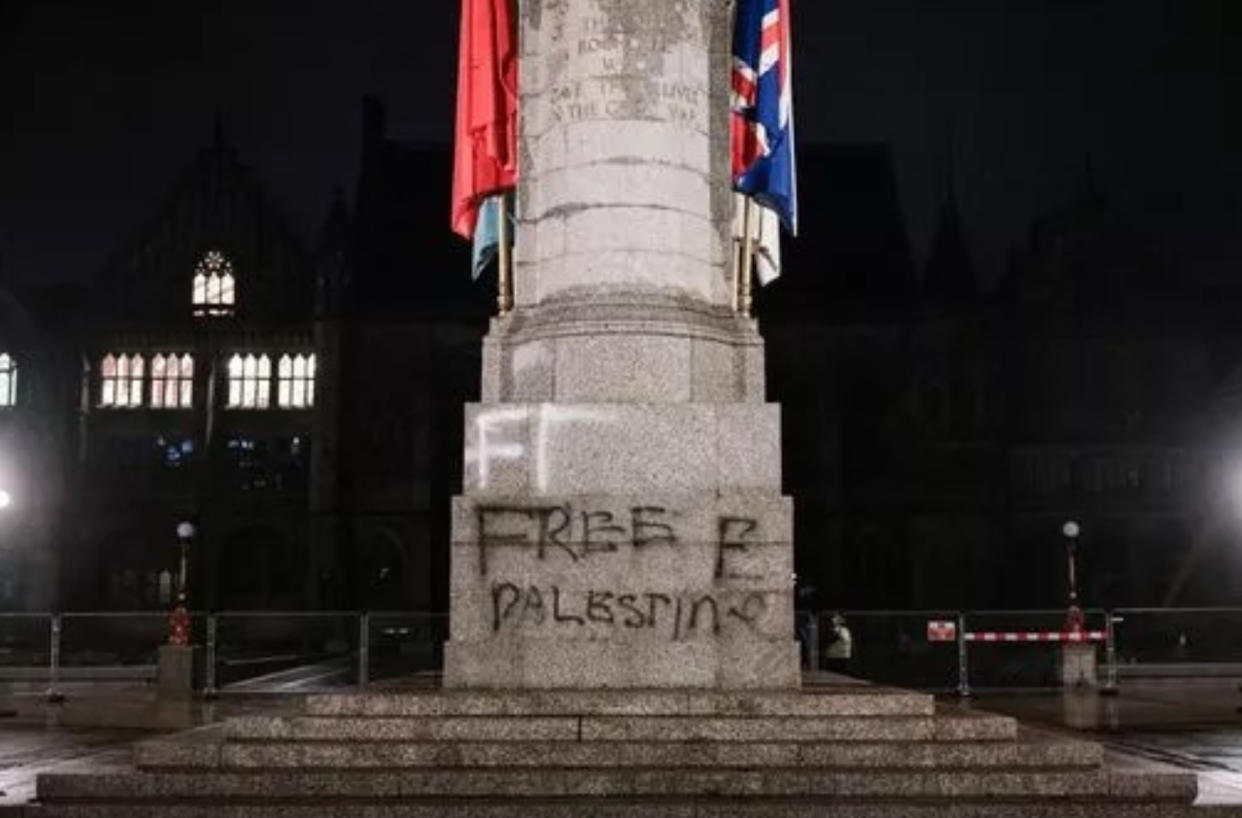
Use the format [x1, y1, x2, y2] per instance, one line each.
[949, 678, 1242, 805]
[0, 682, 299, 806]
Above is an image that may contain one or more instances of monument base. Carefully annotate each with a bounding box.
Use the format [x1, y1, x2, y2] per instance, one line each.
[444, 636, 800, 689]
[29, 684, 1207, 816]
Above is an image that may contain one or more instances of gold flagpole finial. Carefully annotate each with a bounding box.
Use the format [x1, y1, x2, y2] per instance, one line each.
[740, 196, 755, 317]
[497, 194, 513, 316]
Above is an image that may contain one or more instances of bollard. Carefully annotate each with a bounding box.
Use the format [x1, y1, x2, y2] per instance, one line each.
[956, 612, 972, 698]
[358, 613, 369, 687]
[204, 615, 218, 700]
[1101, 611, 1120, 696]
[47, 614, 65, 704]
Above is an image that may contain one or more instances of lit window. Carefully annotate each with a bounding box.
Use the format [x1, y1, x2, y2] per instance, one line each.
[151, 354, 194, 409]
[100, 353, 145, 408]
[227, 353, 271, 409]
[277, 354, 316, 409]
[192, 250, 236, 316]
[0, 354, 16, 408]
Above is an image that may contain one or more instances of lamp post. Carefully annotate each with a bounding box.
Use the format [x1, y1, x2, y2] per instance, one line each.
[0, 488, 12, 716]
[1062, 520, 1084, 634]
[168, 521, 195, 646]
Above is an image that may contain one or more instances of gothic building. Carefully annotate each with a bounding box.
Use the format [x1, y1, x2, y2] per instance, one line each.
[1, 101, 1239, 614]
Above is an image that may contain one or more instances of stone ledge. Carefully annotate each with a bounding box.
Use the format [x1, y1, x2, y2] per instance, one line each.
[34, 769, 1196, 801]
[304, 689, 932, 718]
[16, 803, 1242, 818]
[221, 714, 1015, 743]
[204, 739, 1100, 771]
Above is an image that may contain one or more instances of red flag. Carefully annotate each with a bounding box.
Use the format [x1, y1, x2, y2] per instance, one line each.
[451, 0, 518, 240]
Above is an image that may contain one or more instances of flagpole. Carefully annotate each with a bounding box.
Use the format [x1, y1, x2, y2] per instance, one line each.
[497, 193, 512, 315]
[732, 208, 742, 314]
[740, 195, 755, 316]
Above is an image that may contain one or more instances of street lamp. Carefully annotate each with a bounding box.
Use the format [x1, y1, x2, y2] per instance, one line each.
[175, 521, 195, 601]
[0, 490, 11, 510]
[168, 521, 195, 646]
[1062, 520, 1084, 634]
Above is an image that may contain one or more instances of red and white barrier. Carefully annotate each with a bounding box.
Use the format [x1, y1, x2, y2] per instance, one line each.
[965, 631, 1107, 644]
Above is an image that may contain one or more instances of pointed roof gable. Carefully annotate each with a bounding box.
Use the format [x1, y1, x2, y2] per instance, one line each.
[921, 193, 979, 312]
[95, 122, 313, 323]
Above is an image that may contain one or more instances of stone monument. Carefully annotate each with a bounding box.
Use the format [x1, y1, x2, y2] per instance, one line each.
[443, 0, 799, 689]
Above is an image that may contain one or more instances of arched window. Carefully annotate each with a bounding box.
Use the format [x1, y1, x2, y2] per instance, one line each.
[192, 250, 237, 316]
[227, 353, 271, 409]
[151, 353, 194, 409]
[277, 353, 316, 409]
[100, 353, 145, 408]
[0, 353, 16, 407]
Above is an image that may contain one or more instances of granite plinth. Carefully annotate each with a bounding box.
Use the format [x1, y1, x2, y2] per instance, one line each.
[479, 299, 766, 404]
[445, 488, 795, 689]
[26, 688, 1220, 817]
[460, 406, 782, 496]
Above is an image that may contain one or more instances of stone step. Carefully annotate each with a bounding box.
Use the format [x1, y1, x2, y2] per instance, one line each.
[222, 713, 1017, 743]
[135, 738, 1102, 771]
[304, 688, 935, 718]
[17, 804, 1242, 818]
[35, 769, 1195, 802]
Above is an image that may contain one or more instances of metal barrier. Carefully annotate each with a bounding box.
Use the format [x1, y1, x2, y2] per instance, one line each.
[0, 610, 449, 700]
[800, 608, 1242, 693]
[4, 607, 1242, 697]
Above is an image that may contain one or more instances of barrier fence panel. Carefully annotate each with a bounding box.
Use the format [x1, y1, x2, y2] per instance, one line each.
[1111, 608, 1242, 671]
[365, 612, 448, 683]
[960, 609, 1108, 690]
[59, 612, 200, 676]
[9, 607, 1242, 694]
[212, 612, 361, 691]
[0, 613, 51, 673]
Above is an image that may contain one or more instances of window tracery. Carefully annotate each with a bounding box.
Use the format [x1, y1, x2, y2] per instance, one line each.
[227, 353, 271, 409]
[192, 250, 236, 316]
[277, 354, 316, 409]
[100, 353, 145, 408]
[151, 354, 194, 409]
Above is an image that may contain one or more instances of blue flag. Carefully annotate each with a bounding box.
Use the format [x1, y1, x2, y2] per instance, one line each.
[732, 0, 798, 235]
[471, 195, 510, 280]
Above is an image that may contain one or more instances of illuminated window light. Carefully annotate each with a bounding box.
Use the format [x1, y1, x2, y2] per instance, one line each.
[0, 353, 16, 408]
[277, 353, 316, 409]
[100, 353, 145, 408]
[192, 250, 237, 317]
[151, 353, 194, 409]
[227, 353, 271, 409]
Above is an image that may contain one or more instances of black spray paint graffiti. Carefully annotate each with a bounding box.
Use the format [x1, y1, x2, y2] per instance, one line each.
[475, 504, 759, 577]
[490, 583, 771, 640]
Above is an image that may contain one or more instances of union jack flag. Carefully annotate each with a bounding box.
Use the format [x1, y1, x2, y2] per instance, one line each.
[732, 0, 798, 235]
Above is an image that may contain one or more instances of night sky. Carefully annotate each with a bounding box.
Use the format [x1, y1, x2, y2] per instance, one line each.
[1, 1, 1237, 288]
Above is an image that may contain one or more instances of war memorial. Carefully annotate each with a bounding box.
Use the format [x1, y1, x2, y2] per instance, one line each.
[13, 1, 1238, 815]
